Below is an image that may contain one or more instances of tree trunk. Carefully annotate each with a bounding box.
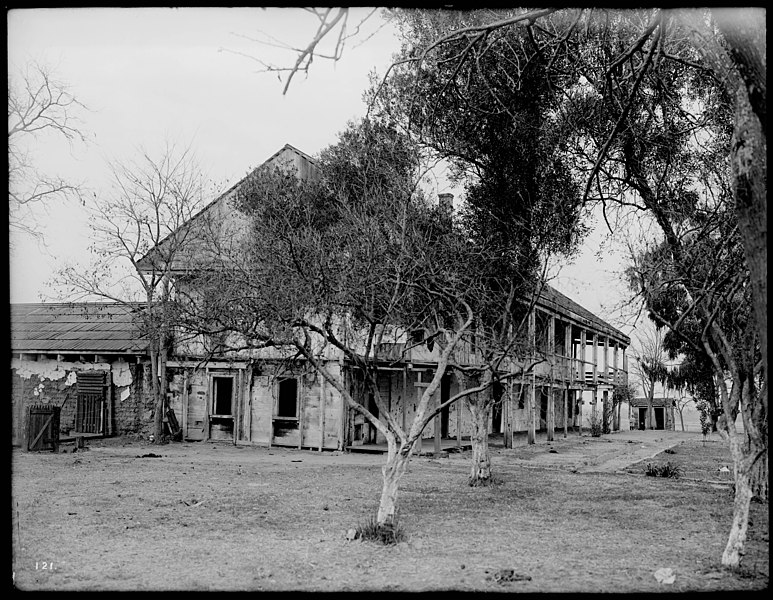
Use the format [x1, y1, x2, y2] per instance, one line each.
[149, 343, 162, 441]
[467, 397, 492, 486]
[722, 433, 754, 568]
[376, 443, 411, 526]
[155, 341, 167, 443]
[646, 381, 655, 429]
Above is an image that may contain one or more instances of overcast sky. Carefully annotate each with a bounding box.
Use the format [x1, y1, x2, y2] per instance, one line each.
[8, 7, 636, 341]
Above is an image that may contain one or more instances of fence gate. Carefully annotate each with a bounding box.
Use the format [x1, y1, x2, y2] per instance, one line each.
[76, 371, 111, 435]
[27, 404, 60, 452]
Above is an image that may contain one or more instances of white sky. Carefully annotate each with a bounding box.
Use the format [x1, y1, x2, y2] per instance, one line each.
[7, 7, 638, 345]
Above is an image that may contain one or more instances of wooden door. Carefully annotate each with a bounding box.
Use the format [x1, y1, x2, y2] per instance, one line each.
[185, 372, 208, 441]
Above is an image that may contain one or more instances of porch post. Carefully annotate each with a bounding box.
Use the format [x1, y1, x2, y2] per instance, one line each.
[563, 386, 568, 438]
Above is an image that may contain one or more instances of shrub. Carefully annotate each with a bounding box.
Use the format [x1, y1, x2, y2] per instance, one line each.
[645, 461, 682, 478]
[355, 515, 407, 545]
[589, 412, 603, 437]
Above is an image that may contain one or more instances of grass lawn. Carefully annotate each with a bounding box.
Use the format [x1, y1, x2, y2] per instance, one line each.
[11, 433, 768, 591]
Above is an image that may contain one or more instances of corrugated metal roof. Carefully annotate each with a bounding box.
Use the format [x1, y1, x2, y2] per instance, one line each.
[10, 303, 148, 354]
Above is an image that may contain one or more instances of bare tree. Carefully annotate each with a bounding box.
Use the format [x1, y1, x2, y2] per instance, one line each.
[8, 61, 87, 239]
[630, 327, 668, 430]
[52, 141, 214, 443]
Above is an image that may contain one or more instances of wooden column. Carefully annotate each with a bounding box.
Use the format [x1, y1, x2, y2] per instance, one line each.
[413, 370, 426, 454]
[318, 374, 326, 452]
[504, 377, 514, 448]
[297, 375, 305, 450]
[434, 389, 442, 454]
[402, 366, 408, 435]
[456, 379, 462, 449]
[182, 370, 189, 440]
[563, 386, 568, 438]
[528, 309, 536, 445]
[528, 379, 536, 445]
[546, 387, 555, 442]
[547, 316, 555, 442]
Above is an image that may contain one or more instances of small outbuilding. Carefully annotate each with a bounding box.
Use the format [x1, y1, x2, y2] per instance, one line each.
[11, 303, 152, 446]
[629, 396, 675, 431]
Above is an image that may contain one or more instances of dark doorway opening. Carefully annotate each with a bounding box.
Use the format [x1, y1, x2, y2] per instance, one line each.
[491, 380, 504, 433]
[440, 374, 450, 438]
[654, 406, 665, 430]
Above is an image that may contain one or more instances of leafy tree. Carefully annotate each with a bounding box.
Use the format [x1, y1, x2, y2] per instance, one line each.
[368, 9, 587, 483]
[268, 8, 766, 402]
[189, 119, 513, 526]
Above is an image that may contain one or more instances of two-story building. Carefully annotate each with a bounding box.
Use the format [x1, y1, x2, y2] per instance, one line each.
[138, 144, 630, 451]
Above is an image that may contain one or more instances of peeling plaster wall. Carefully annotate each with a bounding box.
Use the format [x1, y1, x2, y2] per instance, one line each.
[11, 356, 150, 445]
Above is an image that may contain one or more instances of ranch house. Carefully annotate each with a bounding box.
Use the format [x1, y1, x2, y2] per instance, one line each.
[138, 144, 630, 452]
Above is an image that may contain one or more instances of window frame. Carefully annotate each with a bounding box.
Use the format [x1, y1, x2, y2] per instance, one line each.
[275, 377, 299, 420]
[210, 375, 235, 417]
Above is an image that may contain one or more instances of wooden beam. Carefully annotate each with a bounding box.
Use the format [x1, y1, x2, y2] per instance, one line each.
[434, 398, 442, 454]
[528, 379, 536, 445]
[319, 374, 326, 452]
[402, 366, 407, 436]
[298, 376, 304, 450]
[546, 387, 555, 442]
[563, 386, 568, 438]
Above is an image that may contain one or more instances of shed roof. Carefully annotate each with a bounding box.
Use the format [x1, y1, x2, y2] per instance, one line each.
[537, 284, 630, 346]
[10, 303, 148, 354]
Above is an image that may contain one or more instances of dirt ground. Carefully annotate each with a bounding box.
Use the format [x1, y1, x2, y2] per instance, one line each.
[11, 429, 768, 592]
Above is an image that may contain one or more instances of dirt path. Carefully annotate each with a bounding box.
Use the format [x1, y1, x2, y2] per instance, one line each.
[85, 429, 698, 474]
[489, 429, 699, 474]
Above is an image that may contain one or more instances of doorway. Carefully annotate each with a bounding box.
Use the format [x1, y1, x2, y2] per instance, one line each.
[654, 406, 665, 430]
[209, 375, 235, 441]
[638, 407, 647, 430]
[440, 374, 450, 438]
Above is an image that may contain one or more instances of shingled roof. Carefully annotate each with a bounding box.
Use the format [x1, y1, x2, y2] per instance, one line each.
[10, 303, 148, 354]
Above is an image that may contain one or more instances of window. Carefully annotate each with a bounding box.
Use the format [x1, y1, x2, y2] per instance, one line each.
[277, 378, 298, 418]
[212, 377, 233, 416]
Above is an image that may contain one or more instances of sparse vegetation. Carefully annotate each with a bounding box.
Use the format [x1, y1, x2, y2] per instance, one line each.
[589, 412, 603, 437]
[11, 435, 767, 591]
[355, 515, 407, 545]
[645, 461, 683, 479]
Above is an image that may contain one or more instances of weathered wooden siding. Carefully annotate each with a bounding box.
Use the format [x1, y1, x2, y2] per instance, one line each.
[249, 375, 273, 444]
[186, 370, 208, 441]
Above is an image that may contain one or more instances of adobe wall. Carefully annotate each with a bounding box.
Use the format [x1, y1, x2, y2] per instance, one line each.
[11, 357, 151, 445]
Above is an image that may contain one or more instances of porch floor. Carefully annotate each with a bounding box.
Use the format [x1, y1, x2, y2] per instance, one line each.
[61, 432, 106, 443]
[345, 429, 590, 455]
[347, 437, 473, 455]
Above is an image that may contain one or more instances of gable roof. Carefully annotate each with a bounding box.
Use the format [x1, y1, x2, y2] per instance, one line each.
[134, 142, 628, 348]
[10, 303, 148, 354]
[136, 143, 319, 273]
